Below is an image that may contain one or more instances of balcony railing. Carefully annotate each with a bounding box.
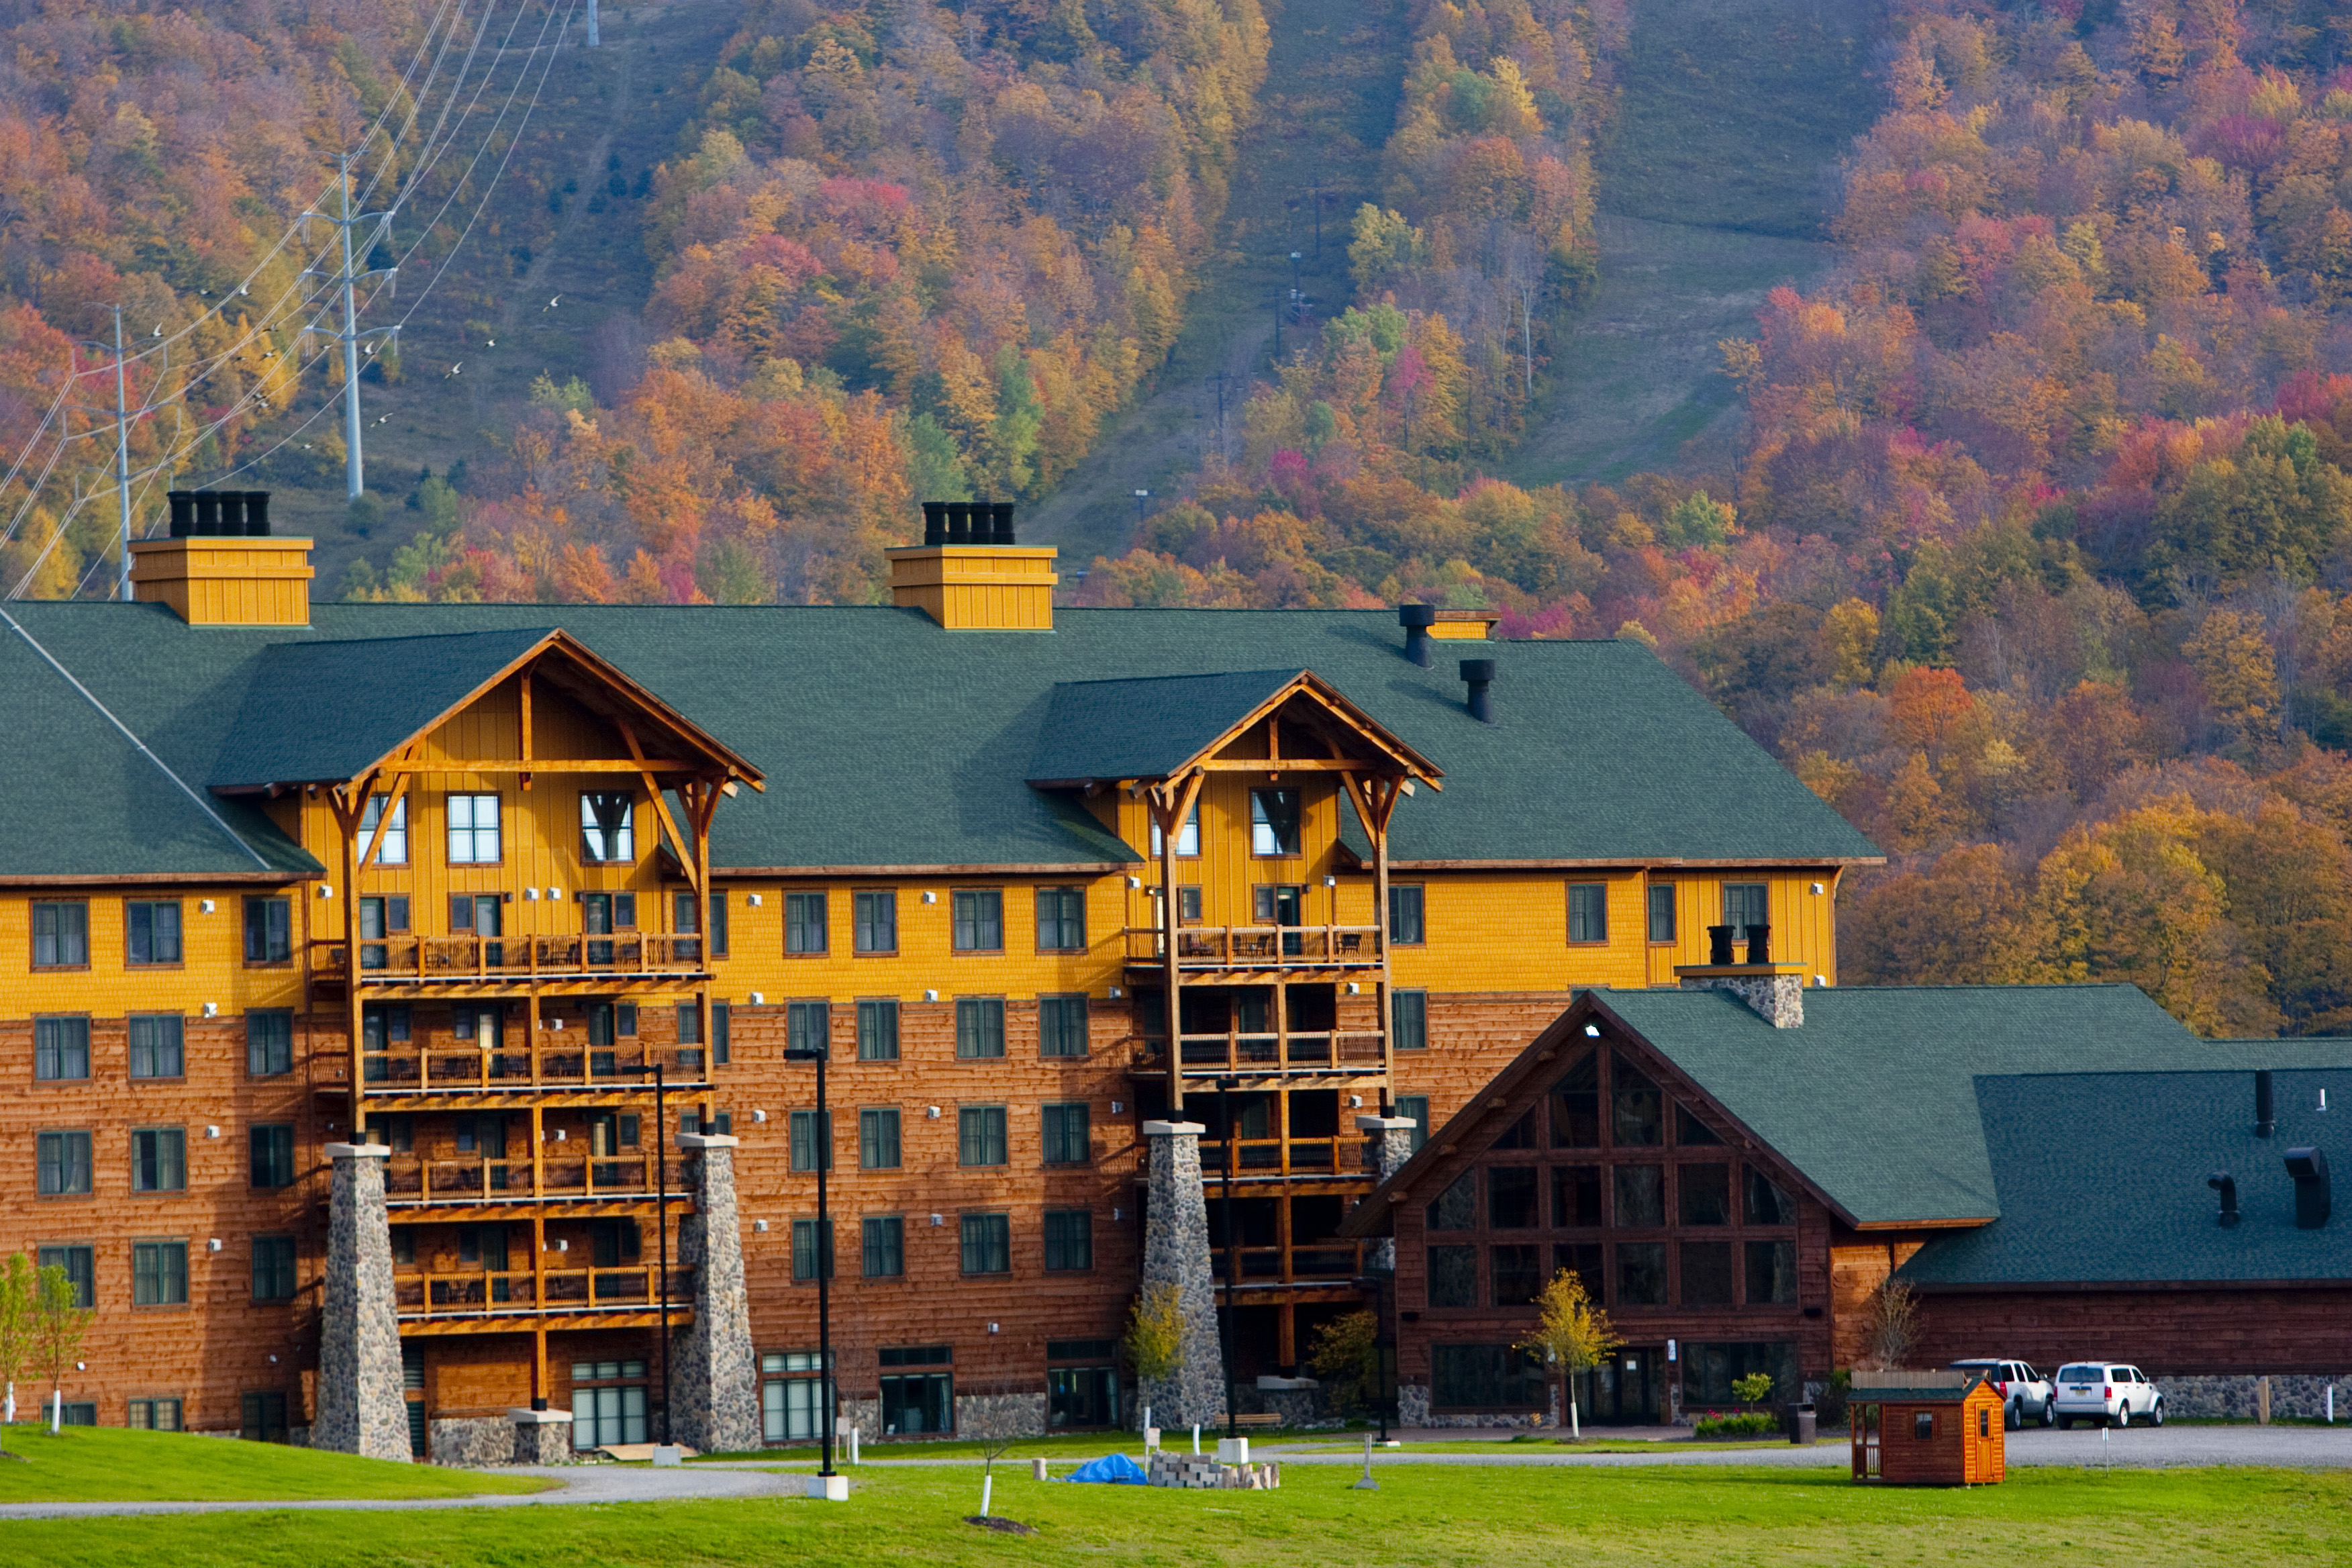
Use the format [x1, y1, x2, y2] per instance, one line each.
[384, 1155, 691, 1206]
[393, 1266, 697, 1321]
[343, 1044, 709, 1095]
[1131, 1030, 1387, 1078]
[313, 933, 709, 987]
[1209, 1240, 1376, 1286]
[1122, 925, 1384, 972]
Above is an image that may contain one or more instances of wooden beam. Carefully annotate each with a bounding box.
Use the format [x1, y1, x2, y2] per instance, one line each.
[359, 770, 411, 870]
[519, 668, 534, 791]
[1195, 758, 1404, 774]
[432, 758, 694, 775]
[620, 720, 697, 893]
[326, 781, 371, 1138]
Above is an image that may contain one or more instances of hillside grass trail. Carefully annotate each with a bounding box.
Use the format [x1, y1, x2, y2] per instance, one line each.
[1504, 0, 1881, 489]
[1020, 0, 1410, 567]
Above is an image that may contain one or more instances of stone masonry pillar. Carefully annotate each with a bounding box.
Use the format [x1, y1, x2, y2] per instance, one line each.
[1140, 1120, 1223, 1429]
[670, 1132, 760, 1455]
[315, 1142, 407, 1461]
[1356, 1115, 1420, 1271]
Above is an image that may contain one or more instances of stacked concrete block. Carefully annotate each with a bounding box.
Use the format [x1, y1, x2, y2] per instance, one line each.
[1146, 1451, 1282, 1489]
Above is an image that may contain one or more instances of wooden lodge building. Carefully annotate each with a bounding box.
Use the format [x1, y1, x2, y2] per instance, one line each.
[0, 507, 1882, 1454]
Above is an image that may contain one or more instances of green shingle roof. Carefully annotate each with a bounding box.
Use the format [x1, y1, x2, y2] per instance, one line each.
[0, 601, 1882, 879]
[1026, 669, 1304, 785]
[1898, 1065, 2352, 1287]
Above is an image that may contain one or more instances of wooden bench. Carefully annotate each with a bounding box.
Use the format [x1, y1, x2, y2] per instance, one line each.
[1212, 1412, 1284, 1432]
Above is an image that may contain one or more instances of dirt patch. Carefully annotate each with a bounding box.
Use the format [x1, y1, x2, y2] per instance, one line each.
[965, 1515, 1038, 1535]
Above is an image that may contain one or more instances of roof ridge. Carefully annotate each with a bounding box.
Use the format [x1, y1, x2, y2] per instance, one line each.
[1046, 667, 1306, 691]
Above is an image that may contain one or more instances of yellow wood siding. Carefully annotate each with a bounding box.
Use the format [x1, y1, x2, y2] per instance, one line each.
[128, 537, 313, 626]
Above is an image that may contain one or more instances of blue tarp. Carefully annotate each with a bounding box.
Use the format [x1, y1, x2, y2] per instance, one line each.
[1059, 1453, 1148, 1485]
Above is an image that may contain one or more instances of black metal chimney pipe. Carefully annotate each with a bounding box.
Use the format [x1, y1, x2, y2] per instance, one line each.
[215, 491, 246, 533]
[1461, 658, 1496, 724]
[921, 501, 948, 546]
[167, 491, 195, 538]
[992, 501, 1017, 544]
[242, 491, 271, 536]
[944, 501, 972, 544]
[1400, 604, 1435, 667]
[1706, 925, 1735, 966]
[1745, 924, 1771, 965]
[192, 491, 220, 536]
[2257, 1070, 2275, 1138]
[2208, 1171, 2240, 1227]
[2286, 1145, 2331, 1229]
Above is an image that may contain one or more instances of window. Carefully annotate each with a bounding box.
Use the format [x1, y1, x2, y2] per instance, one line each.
[854, 890, 897, 954]
[1249, 788, 1301, 856]
[879, 1351, 953, 1434]
[1391, 989, 1428, 1051]
[1430, 1345, 1546, 1412]
[859, 1108, 901, 1170]
[785, 891, 828, 954]
[1613, 1165, 1664, 1227]
[1724, 882, 1769, 934]
[1039, 995, 1089, 1058]
[712, 1001, 731, 1067]
[960, 1212, 1011, 1275]
[571, 1361, 649, 1448]
[360, 792, 408, 865]
[863, 1216, 906, 1278]
[761, 1351, 831, 1440]
[34, 1016, 90, 1081]
[1427, 1246, 1478, 1308]
[1554, 1242, 1604, 1303]
[1680, 1164, 1732, 1226]
[1042, 1102, 1091, 1165]
[246, 1011, 293, 1077]
[1680, 1240, 1734, 1305]
[1914, 1410, 1936, 1440]
[1612, 1052, 1663, 1146]
[581, 791, 635, 862]
[791, 1218, 835, 1283]
[787, 1000, 830, 1059]
[1488, 1165, 1539, 1227]
[1616, 1242, 1667, 1306]
[132, 1127, 187, 1193]
[38, 1244, 94, 1308]
[1253, 883, 1303, 927]
[357, 895, 411, 971]
[1048, 1355, 1120, 1428]
[242, 896, 291, 964]
[242, 1390, 291, 1444]
[127, 901, 183, 966]
[1553, 1165, 1603, 1227]
[857, 999, 900, 1061]
[250, 1124, 297, 1189]
[1175, 886, 1203, 924]
[1389, 884, 1425, 944]
[789, 1110, 833, 1173]
[958, 1105, 1008, 1167]
[1744, 1169, 1795, 1226]
[708, 891, 729, 957]
[1551, 1048, 1600, 1146]
[252, 1235, 297, 1302]
[1494, 1110, 1537, 1150]
[1044, 1210, 1093, 1271]
[128, 1398, 184, 1431]
[1491, 1244, 1543, 1306]
[952, 889, 1003, 952]
[1427, 1170, 1477, 1231]
[675, 1001, 703, 1050]
[31, 901, 89, 967]
[1677, 1105, 1724, 1146]
[1036, 887, 1086, 951]
[36, 1131, 91, 1196]
[1647, 883, 1676, 944]
[1745, 1240, 1797, 1304]
[448, 793, 501, 863]
[133, 1240, 189, 1306]
[1569, 882, 1608, 944]
[1395, 1095, 1430, 1153]
[1680, 1342, 1795, 1409]
[128, 1015, 185, 1079]
[955, 997, 1006, 1059]
[1148, 805, 1199, 857]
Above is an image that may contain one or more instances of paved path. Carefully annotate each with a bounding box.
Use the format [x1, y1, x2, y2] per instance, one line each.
[0, 1461, 799, 1521]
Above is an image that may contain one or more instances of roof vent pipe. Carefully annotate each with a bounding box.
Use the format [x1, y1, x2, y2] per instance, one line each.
[2286, 1146, 2331, 1229]
[921, 501, 948, 546]
[1461, 658, 1496, 724]
[242, 491, 271, 536]
[167, 491, 195, 538]
[2257, 1070, 2275, 1138]
[2208, 1171, 2240, 1227]
[1706, 924, 1736, 967]
[1400, 604, 1435, 667]
[944, 501, 972, 544]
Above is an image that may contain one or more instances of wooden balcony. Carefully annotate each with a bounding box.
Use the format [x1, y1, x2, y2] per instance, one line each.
[311, 934, 710, 993]
[1122, 924, 1384, 975]
[385, 1155, 693, 1208]
[1130, 1030, 1387, 1081]
[1214, 1238, 1378, 1287]
[320, 1044, 710, 1099]
[393, 1265, 697, 1326]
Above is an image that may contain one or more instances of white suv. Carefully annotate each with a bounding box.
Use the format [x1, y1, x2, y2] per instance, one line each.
[1949, 1359, 2053, 1428]
[2053, 1363, 2165, 1428]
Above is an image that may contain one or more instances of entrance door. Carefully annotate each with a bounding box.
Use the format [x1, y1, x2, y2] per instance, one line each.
[1587, 1348, 1659, 1424]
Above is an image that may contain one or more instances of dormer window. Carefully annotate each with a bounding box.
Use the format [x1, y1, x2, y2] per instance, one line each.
[581, 792, 635, 863]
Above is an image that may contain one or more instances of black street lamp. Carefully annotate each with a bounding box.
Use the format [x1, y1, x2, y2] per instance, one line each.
[783, 1045, 836, 1479]
[1216, 1074, 1240, 1440]
[1132, 488, 1151, 529]
[1351, 1273, 1393, 1443]
[614, 1062, 671, 1442]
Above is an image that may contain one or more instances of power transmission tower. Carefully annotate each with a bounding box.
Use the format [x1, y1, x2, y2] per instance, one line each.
[588, 0, 601, 46]
[64, 307, 150, 601]
[302, 154, 401, 499]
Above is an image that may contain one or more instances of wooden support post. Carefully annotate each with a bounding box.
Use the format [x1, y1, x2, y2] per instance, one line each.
[1278, 1302, 1296, 1369]
[518, 667, 534, 792]
[1150, 773, 1204, 1118]
[330, 779, 371, 1141]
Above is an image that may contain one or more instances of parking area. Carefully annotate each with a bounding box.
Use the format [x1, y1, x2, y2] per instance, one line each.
[1261, 1424, 2352, 1470]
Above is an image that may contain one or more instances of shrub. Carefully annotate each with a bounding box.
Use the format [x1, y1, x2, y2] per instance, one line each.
[1692, 1410, 1777, 1438]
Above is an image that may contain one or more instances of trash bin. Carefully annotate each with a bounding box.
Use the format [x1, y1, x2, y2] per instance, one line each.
[1786, 1400, 1817, 1445]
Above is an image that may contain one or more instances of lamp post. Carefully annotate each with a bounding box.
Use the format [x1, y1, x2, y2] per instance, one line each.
[783, 1045, 835, 1479]
[614, 1063, 670, 1442]
[1289, 250, 1303, 297]
[1216, 1074, 1240, 1440]
[1351, 1273, 1393, 1444]
[1132, 488, 1151, 530]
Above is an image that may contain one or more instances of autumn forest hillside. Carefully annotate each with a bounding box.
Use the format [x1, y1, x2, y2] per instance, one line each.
[11, 1, 2352, 1035]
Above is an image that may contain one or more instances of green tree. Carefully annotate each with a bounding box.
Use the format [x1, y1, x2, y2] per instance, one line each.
[1515, 1268, 1620, 1439]
[32, 1263, 89, 1409]
[1306, 1310, 1381, 1418]
[0, 1253, 33, 1450]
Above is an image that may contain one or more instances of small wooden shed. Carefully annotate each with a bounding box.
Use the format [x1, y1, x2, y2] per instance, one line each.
[1849, 1370, 2004, 1486]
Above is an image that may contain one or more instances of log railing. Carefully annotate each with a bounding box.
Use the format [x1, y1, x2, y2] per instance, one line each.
[1120, 925, 1384, 971]
[314, 932, 709, 985]
[393, 1266, 697, 1320]
[1130, 1030, 1387, 1077]
[345, 1045, 709, 1093]
[383, 1155, 691, 1205]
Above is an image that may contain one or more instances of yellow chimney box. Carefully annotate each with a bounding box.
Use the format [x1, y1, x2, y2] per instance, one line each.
[131, 536, 314, 626]
[886, 544, 1058, 631]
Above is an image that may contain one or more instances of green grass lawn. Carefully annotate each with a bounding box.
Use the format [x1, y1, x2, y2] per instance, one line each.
[0, 1424, 548, 1504]
[3, 1459, 2347, 1564]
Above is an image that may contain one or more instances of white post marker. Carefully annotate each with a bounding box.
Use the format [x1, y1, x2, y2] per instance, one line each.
[51, 1389, 62, 1434]
[1031, 1457, 1049, 1481]
[848, 1425, 861, 1464]
[1191, 1422, 1200, 1455]
[2330, 1386, 2337, 1424]
[1351, 1430, 1378, 1491]
[980, 1474, 993, 1520]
